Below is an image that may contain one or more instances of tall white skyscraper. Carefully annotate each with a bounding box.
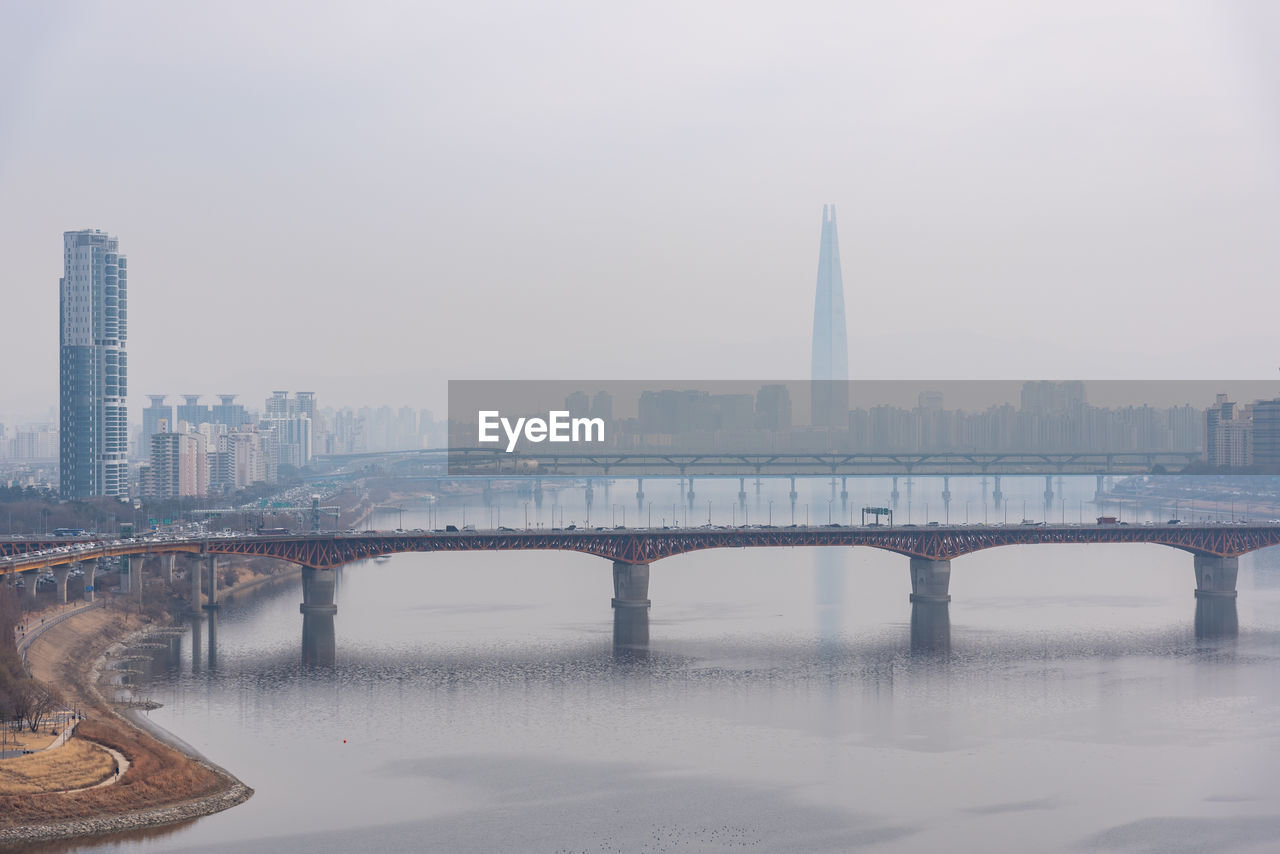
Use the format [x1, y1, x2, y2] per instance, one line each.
[811, 205, 849, 429]
[60, 229, 128, 498]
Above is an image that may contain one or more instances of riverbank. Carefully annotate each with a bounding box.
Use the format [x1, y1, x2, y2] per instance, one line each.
[0, 586, 267, 846]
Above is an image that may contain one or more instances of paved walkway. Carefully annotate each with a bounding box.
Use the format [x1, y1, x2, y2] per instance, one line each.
[56, 742, 130, 794]
[43, 718, 81, 751]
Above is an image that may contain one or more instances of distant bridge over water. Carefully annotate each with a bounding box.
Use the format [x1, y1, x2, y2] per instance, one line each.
[324, 448, 1203, 477]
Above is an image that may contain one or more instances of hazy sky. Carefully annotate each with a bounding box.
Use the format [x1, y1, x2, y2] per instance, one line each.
[2, 1, 1279, 421]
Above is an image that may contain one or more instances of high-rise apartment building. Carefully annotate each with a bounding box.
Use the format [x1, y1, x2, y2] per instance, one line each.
[60, 229, 128, 498]
[141, 395, 173, 462]
[811, 205, 849, 429]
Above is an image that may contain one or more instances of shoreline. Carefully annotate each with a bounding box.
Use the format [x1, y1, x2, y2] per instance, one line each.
[0, 567, 304, 847]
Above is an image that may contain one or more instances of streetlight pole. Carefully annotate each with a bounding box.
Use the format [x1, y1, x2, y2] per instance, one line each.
[768, 499, 773, 526]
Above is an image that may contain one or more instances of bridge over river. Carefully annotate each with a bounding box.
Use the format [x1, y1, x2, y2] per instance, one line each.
[3, 522, 1277, 619]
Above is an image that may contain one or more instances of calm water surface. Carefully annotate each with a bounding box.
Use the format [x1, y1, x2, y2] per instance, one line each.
[56, 478, 1280, 853]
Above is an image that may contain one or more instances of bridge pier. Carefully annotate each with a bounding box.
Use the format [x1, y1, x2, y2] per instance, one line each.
[204, 555, 219, 609]
[82, 559, 97, 602]
[483, 480, 494, 508]
[840, 476, 848, 509]
[908, 557, 952, 603]
[1194, 596, 1238, 639]
[302, 609, 336, 667]
[300, 567, 338, 616]
[190, 612, 202, 672]
[189, 557, 203, 612]
[687, 478, 695, 510]
[613, 607, 649, 658]
[54, 565, 69, 604]
[164, 553, 175, 583]
[21, 569, 38, 606]
[891, 475, 900, 509]
[1043, 475, 1054, 520]
[738, 477, 747, 508]
[910, 601, 951, 654]
[789, 477, 798, 523]
[611, 561, 651, 608]
[1193, 554, 1238, 599]
[942, 476, 952, 522]
[1095, 474, 1105, 503]
[585, 480, 594, 516]
[992, 475, 1003, 510]
[636, 478, 644, 511]
[206, 609, 219, 669]
[119, 555, 132, 595]
[534, 479, 543, 509]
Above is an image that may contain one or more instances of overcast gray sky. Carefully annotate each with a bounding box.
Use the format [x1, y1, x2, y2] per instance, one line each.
[2, 0, 1279, 420]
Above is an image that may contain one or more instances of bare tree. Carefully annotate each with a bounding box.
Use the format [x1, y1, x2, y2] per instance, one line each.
[21, 681, 61, 733]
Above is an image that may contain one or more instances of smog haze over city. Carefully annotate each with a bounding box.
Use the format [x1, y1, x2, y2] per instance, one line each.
[5, 3, 1280, 854]
[3, 2, 1280, 420]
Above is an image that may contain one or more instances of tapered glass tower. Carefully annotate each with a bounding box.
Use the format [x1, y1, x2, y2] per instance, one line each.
[810, 205, 848, 428]
[60, 229, 128, 498]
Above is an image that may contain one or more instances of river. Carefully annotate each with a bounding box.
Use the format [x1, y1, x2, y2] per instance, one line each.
[55, 476, 1280, 853]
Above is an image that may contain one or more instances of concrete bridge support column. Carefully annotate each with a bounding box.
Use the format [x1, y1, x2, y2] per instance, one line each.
[636, 478, 645, 511]
[83, 559, 97, 602]
[1043, 475, 1054, 520]
[302, 609, 336, 667]
[891, 475, 900, 509]
[611, 561, 651, 608]
[1095, 474, 1106, 503]
[738, 477, 747, 507]
[992, 475, 1003, 509]
[687, 479, 695, 510]
[910, 601, 951, 654]
[789, 477, 799, 523]
[204, 555, 219, 609]
[585, 480, 594, 516]
[942, 476, 952, 522]
[300, 567, 338, 665]
[206, 609, 219, 669]
[190, 557, 203, 613]
[300, 567, 338, 616]
[21, 570, 38, 606]
[908, 557, 952, 603]
[54, 565, 69, 604]
[1193, 554, 1238, 599]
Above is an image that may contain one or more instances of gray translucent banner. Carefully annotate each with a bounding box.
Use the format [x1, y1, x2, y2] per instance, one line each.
[447, 380, 1280, 476]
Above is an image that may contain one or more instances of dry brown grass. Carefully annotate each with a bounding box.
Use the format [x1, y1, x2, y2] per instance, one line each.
[0, 606, 232, 828]
[0, 738, 115, 795]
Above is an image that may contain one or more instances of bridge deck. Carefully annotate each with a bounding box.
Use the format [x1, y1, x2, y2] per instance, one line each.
[4, 523, 1280, 572]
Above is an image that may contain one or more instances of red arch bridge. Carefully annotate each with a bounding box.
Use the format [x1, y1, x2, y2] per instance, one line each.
[3, 523, 1277, 614]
